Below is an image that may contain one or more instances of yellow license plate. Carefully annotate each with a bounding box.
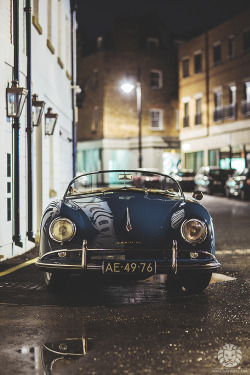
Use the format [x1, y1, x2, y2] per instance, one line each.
[103, 261, 156, 274]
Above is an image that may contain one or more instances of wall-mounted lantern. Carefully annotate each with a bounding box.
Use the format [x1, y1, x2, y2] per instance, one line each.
[32, 94, 45, 127]
[6, 80, 28, 118]
[44, 107, 58, 135]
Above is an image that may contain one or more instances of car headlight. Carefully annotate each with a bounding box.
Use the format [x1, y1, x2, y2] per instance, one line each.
[181, 219, 207, 244]
[49, 217, 76, 243]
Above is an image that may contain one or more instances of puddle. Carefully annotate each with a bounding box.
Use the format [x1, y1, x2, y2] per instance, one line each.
[16, 338, 92, 375]
[210, 273, 236, 283]
[145, 273, 236, 284]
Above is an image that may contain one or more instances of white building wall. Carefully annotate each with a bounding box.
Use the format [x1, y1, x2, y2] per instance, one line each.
[0, 0, 75, 260]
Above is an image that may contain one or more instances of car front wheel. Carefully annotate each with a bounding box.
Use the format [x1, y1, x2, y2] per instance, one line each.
[178, 272, 212, 293]
[44, 272, 69, 292]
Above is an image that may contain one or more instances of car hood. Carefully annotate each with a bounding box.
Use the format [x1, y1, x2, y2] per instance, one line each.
[64, 193, 184, 249]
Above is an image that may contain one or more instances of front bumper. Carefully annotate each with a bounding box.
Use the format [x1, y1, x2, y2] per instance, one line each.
[36, 240, 220, 274]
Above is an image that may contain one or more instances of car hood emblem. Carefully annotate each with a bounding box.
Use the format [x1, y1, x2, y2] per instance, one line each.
[126, 207, 132, 232]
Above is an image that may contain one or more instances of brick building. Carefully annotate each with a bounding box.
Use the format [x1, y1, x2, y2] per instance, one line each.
[77, 14, 180, 174]
[178, 9, 250, 172]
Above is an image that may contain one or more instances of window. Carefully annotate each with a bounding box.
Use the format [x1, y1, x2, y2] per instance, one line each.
[214, 91, 222, 108]
[92, 69, 98, 88]
[7, 198, 11, 221]
[57, 0, 64, 69]
[214, 91, 223, 121]
[150, 109, 163, 130]
[182, 58, 189, 78]
[65, 15, 70, 77]
[242, 82, 250, 116]
[194, 53, 202, 73]
[213, 44, 221, 66]
[32, 0, 42, 34]
[226, 86, 237, 118]
[195, 98, 202, 125]
[47, 0, 55, 54]
[147, 38, 159, 49]
[244, 81, 250, 101]
[229, 86, 236, 105]
[7, 154, 11, 177]
[183, 102, 189, 127]
[228, 36, 235, 59]
[150, 70, 162, 89]
[243, 30, 250, 53]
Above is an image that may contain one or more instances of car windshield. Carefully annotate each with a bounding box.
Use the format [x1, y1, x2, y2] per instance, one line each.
[65, 170, 183, 198]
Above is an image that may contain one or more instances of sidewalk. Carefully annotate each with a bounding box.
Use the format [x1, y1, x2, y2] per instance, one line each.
[0, 246, 39, 272]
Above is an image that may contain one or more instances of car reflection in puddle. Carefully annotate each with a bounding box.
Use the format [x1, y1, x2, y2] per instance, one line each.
[145, 272, 236, 284]
[18, 337, 92, 375]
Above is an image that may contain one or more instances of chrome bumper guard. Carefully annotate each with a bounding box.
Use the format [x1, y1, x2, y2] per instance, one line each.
[35, 240, 221, 273]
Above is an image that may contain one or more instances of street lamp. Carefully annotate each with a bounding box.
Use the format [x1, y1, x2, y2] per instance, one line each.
[32, 94, 45, 127]
[121, 70, 142, 168]
[44, 107, 58, 135]
[6, 79, 28, 118]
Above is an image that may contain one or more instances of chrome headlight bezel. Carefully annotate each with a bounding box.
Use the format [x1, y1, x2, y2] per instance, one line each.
[180, 219, 207, 244]
[49, 217, 76, 243]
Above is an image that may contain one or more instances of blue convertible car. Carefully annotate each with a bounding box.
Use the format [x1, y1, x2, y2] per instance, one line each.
[36, 170, 220, 293]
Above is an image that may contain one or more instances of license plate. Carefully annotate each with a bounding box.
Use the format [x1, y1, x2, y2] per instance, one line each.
[103, 261, 156, 274]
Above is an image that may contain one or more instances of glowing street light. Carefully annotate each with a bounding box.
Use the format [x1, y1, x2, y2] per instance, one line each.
[121, 69, 142, 168]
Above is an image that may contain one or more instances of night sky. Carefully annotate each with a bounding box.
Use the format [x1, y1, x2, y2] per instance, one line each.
[76, 0, 250, 38]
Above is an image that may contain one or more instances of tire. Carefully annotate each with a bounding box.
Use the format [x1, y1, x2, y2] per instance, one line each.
[44, 272, 69, 292]
[166, 273, 182, 292]
[178, 272, 212, 293]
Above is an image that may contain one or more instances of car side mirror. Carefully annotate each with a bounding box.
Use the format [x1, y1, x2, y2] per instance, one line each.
[192, 191, 203, 201]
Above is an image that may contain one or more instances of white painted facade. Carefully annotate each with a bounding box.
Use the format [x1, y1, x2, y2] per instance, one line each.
[0, 0, 76, 260]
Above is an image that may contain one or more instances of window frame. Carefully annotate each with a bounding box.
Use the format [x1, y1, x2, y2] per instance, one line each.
[150, 70, 163, 89]
[150, 109, 163, 130]
[194, 52, 202, 74]
[182, 57, 190, 78]
[147, 37, 159, 49]
[213, 43, 222, 66]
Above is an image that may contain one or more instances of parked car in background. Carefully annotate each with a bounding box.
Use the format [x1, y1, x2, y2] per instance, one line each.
[225, 168, 250, 200]
[171, 169, 195, 192]
[194, 166, 235, 195]
[36, 169, 220, 294]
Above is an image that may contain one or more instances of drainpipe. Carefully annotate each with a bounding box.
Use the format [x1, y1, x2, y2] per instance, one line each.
[13, 0, 23, 247]
[205, 31, 210, 138]
[71, 0, 77, 178]
[25, 0, 35, 242]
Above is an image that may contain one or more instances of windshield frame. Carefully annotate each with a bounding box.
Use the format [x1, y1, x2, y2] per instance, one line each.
[63, 169, 184, 199]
